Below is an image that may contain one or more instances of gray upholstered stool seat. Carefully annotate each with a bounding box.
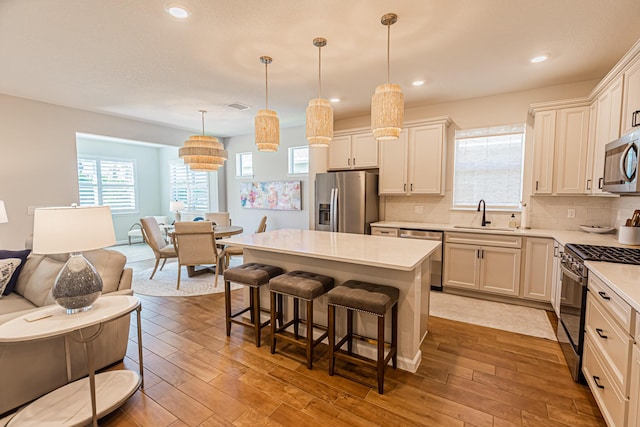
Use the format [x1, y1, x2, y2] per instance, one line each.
[327, 280, 399, 394]
[269, 271, 334, 369]
[223, 262, 284, 347]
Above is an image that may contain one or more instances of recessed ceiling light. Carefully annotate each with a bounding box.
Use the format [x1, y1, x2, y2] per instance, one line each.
[329, 98, 340, 103]
[165, 5, 190, 19]
[530, 54, 549, 63]
[412, 80, 425, 86]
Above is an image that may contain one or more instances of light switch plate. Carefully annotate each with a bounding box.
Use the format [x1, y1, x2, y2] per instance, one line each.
[567, 208, 576, 218]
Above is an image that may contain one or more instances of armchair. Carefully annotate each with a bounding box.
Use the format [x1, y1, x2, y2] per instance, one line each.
[204, 212, 231, 226]
[224, 216, 267, 267]
[140, 216, 177, 279]
[172, 221, 224, 289]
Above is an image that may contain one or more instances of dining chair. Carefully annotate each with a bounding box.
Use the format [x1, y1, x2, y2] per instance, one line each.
[172, 221, 224, 290]
[204, 212, 231, 226]
[140, 216, 178, 279]
[224, 216, 267, 267]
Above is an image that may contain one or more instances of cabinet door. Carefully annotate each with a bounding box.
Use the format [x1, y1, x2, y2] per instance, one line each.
[622, 57, 640, 136]
[554, 106, 590, 194]
[443, 243, 479, 290]
[532, 110, 556, 194]
[409, 124, 446, 195]
[629, 344, 640, 427]
[551, 242, 564, 316]
[522, 238, 554, 302]
[328, 136, 352, 170]
[379, 131, 408, 195]
[591, 77, 623, 194]
[478, 246, 521, 296]
[351, 133, 378, 169]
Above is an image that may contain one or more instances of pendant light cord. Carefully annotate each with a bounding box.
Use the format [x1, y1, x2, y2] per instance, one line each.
[265, 62, 269, 110]
[318, 45, 322, 98]
[386, 22, 391, 84]
[200, 110, 206, 136]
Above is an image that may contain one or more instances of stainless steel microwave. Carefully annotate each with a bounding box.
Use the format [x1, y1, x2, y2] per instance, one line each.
[603, 129, 639, 194]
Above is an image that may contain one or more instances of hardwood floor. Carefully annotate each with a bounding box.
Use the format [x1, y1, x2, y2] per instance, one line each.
[99, 290, 605, 426]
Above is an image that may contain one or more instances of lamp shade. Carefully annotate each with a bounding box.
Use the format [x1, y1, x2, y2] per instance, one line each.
[0, 200, 7, 224]
[255, 109, 280, 152]
[32, 205, 116, 254]
[371, 83, 404, 140]
[306, 98, 333, 146]
[170, 201, 185, 212]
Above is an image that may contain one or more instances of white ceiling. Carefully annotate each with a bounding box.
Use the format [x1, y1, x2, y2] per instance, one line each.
[1, 0, 640, 137]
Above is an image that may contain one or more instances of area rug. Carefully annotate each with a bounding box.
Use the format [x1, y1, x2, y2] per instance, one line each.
[132, 262, 240, 297]
[430, 291, 557, 340]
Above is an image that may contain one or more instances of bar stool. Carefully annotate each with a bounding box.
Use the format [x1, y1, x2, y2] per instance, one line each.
[327, 280, 399, 394]
[269, 271, 334, 369]
[223, 262, 284, 347]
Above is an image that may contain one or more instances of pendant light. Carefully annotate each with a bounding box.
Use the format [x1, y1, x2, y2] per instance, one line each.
[371, 13, 404, 140]
[306, 37, 333, 147]
[255, 56, 280, 152]
[179, 110, 228, 171]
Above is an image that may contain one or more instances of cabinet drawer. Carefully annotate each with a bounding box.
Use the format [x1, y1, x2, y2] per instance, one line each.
[585, 294, 633, 392]
[371, 227, 399, 237]
[636, 313, 639, 343]
[588, 274, 634, 333]
[444, 232, 522, 248]
[583, 335, 628, 427]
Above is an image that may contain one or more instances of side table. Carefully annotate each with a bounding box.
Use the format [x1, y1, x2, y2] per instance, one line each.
[0, 295, 144, 427]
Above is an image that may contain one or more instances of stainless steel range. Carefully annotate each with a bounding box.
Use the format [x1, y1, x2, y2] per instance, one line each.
[557, 243, 640, 382]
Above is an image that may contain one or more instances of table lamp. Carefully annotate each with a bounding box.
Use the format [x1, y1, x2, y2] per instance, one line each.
[0, 200, 7, 223]
[32, 205, 116, 314]
[170, 200, 185, 222]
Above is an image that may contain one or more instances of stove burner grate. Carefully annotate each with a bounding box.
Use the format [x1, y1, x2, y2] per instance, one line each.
[567, 244, 640, 265]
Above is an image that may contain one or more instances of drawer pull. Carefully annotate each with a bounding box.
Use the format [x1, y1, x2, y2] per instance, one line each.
[597, 291, 611, 301]
[595, 328, 608, 339]
[593, 376, 605, 389]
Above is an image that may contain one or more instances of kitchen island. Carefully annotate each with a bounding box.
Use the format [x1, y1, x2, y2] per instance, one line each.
[218, 228, 441, 372]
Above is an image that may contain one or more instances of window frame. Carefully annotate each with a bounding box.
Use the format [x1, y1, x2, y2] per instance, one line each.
[235, 152, 254, 178]
[452, 124, 525, 212]
[169, 161, 210, 212]
[287, 145, 309, 175]
[77, 156, 138, 214]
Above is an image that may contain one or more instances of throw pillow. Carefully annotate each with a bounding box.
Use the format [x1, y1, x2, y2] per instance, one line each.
[0, 249, 31, 295]
[0, 258, 22, 297]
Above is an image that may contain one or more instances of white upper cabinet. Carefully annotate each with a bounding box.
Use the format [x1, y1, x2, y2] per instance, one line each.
[328, 132, 378, 170]
[531, 104, 590, 195]
[379, 118, 450, 196]
[586, 76, 623, 194]
[622, 56, 640, 136]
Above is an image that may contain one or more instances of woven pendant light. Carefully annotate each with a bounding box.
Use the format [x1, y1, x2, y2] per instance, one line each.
[179, 110, 228, 171]
[371, 13, 404, 140]
[255, 56, 280, 152]
[306, 37, 333, 147]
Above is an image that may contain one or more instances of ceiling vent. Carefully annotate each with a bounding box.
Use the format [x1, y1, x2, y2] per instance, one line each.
[226, 102, 251, 111]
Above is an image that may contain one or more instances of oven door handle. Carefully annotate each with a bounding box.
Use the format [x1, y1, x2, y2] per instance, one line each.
[560, 262, 586, 285]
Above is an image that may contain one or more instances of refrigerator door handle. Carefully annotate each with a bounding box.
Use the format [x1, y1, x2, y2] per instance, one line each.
[331, 187, 339, 232]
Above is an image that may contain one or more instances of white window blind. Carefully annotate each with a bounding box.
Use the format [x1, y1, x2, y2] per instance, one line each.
[235, 152, 253, 177]
[453, 124, 525, 210]
[78, 157, 137, 213]
[169, 162, 209, 212]
[288, 146, 309, 174]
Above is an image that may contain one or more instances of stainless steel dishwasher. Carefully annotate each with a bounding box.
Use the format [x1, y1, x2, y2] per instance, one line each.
[398, 229, 443, 290]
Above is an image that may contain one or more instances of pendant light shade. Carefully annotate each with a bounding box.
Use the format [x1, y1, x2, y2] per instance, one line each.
[371, 13, 404, 140]
[306, 37, 333, 147]
[255, 56, 280, 152]
[179, 110, 228, 171]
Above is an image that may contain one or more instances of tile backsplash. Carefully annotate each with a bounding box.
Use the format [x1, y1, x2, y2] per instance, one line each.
[382, 192, 640, 231]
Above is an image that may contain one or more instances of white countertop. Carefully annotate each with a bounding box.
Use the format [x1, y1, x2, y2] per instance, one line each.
[219, 228, 441, 271]
[585, 261, 640, 313]
[371, 221, 640, 248]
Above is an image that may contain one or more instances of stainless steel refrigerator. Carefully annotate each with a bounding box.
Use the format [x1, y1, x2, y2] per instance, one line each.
[315, 170, 379, 234]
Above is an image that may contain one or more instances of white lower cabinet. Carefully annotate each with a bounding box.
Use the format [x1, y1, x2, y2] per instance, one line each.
[443, 232, 521, 297]
[522, 238, 554, 302]
[550, 241, 564, 316]
[628, 343, 640, 427]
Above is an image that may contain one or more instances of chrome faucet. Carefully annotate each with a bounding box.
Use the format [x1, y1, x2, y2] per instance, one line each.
[477, 199, 491, 227]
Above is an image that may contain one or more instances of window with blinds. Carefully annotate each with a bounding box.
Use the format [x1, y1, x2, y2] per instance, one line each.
[169, 162, 209, 212]
[78, 157, 137, 213]
[453, 124, 525, 210]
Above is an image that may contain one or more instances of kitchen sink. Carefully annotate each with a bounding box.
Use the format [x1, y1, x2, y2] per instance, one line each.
[453, 225, 516, 232]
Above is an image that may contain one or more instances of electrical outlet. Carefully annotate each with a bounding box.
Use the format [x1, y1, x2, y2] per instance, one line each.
[567, 208, 576, 218]
[414, 205, 424, 214]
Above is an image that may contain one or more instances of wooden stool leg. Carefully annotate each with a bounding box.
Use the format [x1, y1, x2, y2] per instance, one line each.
[392, 303, 398, 369]
[347, 309, 354, 355]
[249, 290, 255, 323]
[270, 291, 277, 354]
[328, 305, 336, 376]
[377, 315, 385, 394]
[253, 286, 261, 347]
[224, 280, 232, 337]
[306, 299, 313, 369]
[277, 294, 284, 328]
[293, 298, 300, 339]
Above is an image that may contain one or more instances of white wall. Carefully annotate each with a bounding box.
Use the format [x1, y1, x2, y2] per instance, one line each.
[224, 126, 310, 233]
[0, 94, 192, 249]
